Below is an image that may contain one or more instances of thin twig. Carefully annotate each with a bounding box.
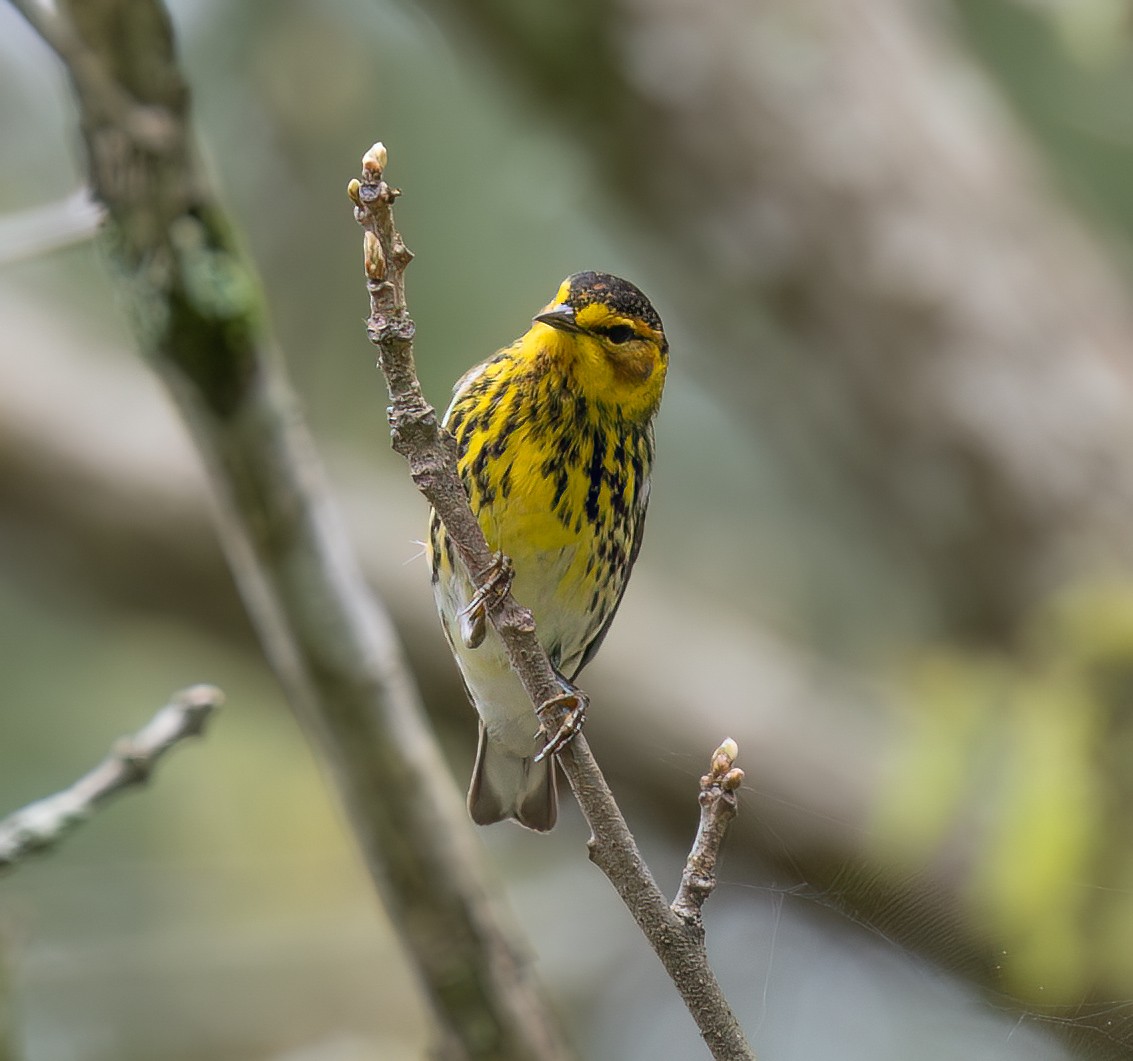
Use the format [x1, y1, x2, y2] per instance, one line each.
[0, 684, 222, 873]
[351, 142, 757, 1061]
[672, 739, 745, 925]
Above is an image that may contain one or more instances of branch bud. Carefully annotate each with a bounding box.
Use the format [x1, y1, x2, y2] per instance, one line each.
[709, 737, 739, 778]
[364, 230, 385, 279]
[362, 141, 388, 177]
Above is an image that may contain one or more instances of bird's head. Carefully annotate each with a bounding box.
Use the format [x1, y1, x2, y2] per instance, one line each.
[532, 271, 668, 421]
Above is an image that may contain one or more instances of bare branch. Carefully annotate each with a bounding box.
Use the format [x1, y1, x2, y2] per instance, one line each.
[0, 684, 222, 873]
[351, 143, 756, 1061]
[672, 739, 744, 926]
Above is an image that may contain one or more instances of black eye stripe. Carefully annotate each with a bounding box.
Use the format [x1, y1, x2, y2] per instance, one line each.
[597, 324, 636, 344]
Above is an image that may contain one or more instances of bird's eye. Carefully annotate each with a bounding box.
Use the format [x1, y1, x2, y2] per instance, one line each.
[602, 324, 635, 344]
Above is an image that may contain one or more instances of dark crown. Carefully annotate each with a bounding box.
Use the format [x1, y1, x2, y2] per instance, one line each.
[565, 272, 664, 334]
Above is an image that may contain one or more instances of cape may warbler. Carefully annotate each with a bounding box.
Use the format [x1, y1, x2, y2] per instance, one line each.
[428, 272, 668, 830]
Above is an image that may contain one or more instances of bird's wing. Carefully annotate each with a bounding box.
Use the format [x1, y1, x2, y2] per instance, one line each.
[570, 475, 651, 681]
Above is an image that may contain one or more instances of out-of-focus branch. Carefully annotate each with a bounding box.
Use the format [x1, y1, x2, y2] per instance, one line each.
[0, 684, 222, 873]
[352, 143, 755, 1061]
[421, 0, 1133, 643]
[0, 189, 103, 266]
[10, 2, 573, 1058]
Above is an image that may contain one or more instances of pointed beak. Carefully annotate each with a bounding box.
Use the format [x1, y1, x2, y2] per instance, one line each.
[533, 303, 582, 333]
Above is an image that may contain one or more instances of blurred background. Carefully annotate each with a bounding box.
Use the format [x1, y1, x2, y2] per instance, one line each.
[4, 0, 1133, 1057]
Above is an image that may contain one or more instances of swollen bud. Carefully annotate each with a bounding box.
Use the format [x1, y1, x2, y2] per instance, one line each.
[364, 230, 385, 279]
[362, 141, 388, 177]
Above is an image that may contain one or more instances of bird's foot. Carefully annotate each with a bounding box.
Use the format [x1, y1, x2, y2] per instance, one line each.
[534, 682, 589, 762]
[458, 552, 514, 649]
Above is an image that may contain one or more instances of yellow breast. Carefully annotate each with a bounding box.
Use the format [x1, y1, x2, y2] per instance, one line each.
[439, 333, 654, 674]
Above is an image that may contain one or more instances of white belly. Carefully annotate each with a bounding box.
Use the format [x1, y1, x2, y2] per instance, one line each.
[433, 562, 554, 758]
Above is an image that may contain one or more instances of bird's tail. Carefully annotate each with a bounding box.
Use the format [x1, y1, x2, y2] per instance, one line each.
[467, 723, 557, 831]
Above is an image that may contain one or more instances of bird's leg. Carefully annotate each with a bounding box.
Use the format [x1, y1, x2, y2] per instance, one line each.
[534, 675, 589, 762]
[458, 551, 514, 649]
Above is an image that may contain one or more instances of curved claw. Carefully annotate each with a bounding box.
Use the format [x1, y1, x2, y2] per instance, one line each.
[534, 686, 589, 762]
[458, 552, 514, 649]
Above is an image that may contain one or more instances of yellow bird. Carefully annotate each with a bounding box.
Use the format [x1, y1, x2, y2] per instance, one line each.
[429, 272, 668, 829]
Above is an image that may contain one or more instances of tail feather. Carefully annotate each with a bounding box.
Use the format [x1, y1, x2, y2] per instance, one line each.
[468, 724, 557, 831]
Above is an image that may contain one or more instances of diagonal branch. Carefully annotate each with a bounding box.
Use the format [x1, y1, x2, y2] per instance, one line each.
[351, 142, 757, 1061]
[0, 684, 222, 873]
